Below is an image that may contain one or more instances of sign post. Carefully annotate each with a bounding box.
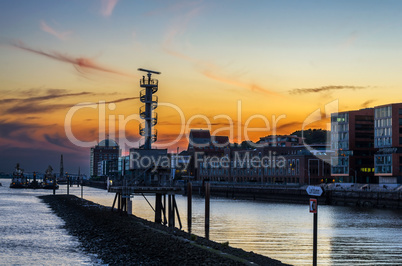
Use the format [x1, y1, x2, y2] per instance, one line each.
[306, 186, 322, 266]
[310, 198, 318, 266]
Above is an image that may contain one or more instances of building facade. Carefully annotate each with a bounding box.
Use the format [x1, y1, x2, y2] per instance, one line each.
[90, 139, 120, 177]
[374, 103, 402, 184]
[196, 146, 332, 185]
[331, 108, 376, 183]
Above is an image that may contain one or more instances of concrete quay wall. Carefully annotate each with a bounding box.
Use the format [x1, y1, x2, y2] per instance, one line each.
[190, 183, 402, 209]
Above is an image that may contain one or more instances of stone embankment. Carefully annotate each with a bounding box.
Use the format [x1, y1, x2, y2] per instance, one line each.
[39, 195, 288, 265]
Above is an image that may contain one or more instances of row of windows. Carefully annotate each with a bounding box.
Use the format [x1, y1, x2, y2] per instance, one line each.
[331, 124, 349, 132]
[207, 176, 302, 184]
[375, 106, 392, 118]
[332, 132, 348, 140]
[375, 137, 392, 147]
[375, 155, 392, 165]
[331, 166, 348, 174]
[375, 118, 392, 128]
[375, 127, 392, 137]
[375, 166, 392, 174]
[201, 164, 301, 177]
[331, 113, 349, 123]
[331, 141, 349, 150]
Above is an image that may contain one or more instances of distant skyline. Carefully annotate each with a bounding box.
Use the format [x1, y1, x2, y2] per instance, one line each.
[1, 0, 402, 174]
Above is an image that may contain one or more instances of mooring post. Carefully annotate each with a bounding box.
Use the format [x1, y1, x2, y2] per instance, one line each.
[53, 176, 56, 195]
[155, 193, 162, 224]
[205, 182, 210, 239]
[313, 205, 318, 266]
[67, 176, 69, 195]
[81, 180, 83, 199]
[163, 194, 167, 225]
[168, 194, 173, 227]
[118, 192, 121, 213]
[127, 197, 132, 215]
[187, 182, 192, 233]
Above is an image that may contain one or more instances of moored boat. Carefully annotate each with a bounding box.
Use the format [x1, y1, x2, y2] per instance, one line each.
[42, 165, 59, 189]
[10, 163, 27, 188]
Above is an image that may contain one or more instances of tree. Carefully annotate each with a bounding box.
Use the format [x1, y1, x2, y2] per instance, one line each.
[291, 129, 329, 144]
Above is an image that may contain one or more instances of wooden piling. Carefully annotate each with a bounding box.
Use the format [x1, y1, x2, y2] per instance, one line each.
[117, 192, 121, 213]
[155, 193, 162, 224]
[173, 195, 182, 229]
[205, 182, 210, 239]
[53, 176, 56, 195]
[168, 194, 174, 227]
[163, 194, 167, 225]
[67, 177, 69, 195]
[187, 182, 192, 233]
[111, 193, 118, 212]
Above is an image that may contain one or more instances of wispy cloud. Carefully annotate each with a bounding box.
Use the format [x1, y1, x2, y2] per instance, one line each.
[100, 0, 119, 17]
[40, 20, 72, 40]
[12, 42, 134, 78]
[0, 88, 139, 115]
[202, 68, 281, 96]
[361, 99, 375, 108]
[0, 91, 92, 105]
[162, 6, 281, 97]
[288, 85, 367, 95]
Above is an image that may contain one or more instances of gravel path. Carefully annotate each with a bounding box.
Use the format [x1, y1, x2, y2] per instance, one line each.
[39, 195, 289, 265]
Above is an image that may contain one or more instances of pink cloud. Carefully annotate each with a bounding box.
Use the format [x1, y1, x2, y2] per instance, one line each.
[12, 41, 134, 78]
[40, 20, 72, 41]
[100, 0, 119, 17]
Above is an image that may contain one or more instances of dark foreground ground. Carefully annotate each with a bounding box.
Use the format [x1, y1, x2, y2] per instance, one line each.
[39, 195, 289, 265]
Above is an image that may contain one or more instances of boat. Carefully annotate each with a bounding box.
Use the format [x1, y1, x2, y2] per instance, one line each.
[42, 165, 59, 189]
[10, 163, 27, 188]
[27, 172, 41, 189]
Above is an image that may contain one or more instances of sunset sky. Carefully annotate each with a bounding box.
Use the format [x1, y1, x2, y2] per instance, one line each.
[1, 0, 402, 175]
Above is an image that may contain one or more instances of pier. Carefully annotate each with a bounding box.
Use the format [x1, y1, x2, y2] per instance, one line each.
[109, 186, 183, 228]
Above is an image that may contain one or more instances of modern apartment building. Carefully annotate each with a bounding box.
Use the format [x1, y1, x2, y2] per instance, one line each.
[331, 108, 376, 183]
[90, 139, 120, 177]
[374, 103, 402, 184]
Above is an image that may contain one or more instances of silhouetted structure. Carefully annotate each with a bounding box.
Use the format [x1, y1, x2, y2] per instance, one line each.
[90, 139, 120, 177]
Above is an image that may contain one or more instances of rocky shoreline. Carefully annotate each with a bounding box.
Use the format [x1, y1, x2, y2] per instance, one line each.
[39, 195, 289, 265]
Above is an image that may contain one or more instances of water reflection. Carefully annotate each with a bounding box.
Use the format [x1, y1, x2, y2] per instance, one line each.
[0, 180, 100, 265]
[65, 184, 402, 266]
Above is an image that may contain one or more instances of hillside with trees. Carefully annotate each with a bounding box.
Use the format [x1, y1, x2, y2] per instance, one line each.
[291, 129, 329, 144]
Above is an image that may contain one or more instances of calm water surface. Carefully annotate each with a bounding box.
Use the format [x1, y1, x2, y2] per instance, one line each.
[0, 179, 102, 265]
[1, 179, 401, 265]
[66, 183, 402, 266]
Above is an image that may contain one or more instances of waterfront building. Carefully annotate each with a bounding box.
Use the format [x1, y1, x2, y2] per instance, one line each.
[90, 139, 120, 177]
[170, 152, 192, 181]
[129, 148, 170, 185]
[187, 129, 230, 151]
[374, 103, 402, 184]
[98, 159, 119, 178]
[331, 108, 376, 183]
[118, 155, 130, 179]
[197, 146, 332, 185]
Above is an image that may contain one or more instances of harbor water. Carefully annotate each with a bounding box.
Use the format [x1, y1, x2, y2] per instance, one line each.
[1, 179, 401, 265]
[0, 179, 102, 265]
